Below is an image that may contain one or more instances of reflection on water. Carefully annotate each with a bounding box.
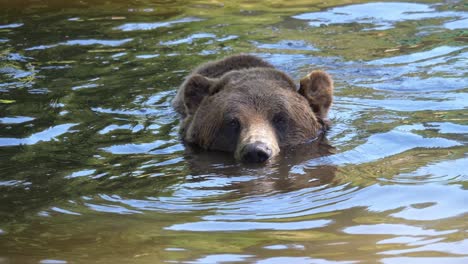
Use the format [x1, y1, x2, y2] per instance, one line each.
[115, 17, 204, 32]
[293, 2, 468, 30]
[0, 0, 467, 263]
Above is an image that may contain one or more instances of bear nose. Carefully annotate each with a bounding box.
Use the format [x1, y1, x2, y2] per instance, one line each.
[241, 142, 272, 163]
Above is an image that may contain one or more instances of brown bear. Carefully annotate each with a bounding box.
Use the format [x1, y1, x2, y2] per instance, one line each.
[173, 54, 333, 163]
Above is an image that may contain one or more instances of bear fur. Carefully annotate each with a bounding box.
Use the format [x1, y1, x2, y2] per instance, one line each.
[173, 54, 333, 163]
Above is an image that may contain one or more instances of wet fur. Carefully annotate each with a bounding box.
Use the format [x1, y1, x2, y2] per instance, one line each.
[173, 54, 333, 160]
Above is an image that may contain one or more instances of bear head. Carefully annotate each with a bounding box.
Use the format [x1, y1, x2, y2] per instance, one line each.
[176, 56, 333, 163]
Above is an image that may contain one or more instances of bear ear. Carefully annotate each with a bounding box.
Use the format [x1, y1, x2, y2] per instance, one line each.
[184, 74, 217, 115]
[298, 70, 334, 120]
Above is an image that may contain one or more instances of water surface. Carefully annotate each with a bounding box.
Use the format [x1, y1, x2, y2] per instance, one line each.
[0, 0, 467, 263]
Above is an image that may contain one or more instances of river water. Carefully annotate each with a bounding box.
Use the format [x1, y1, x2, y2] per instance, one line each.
[0, 0, 467, 263]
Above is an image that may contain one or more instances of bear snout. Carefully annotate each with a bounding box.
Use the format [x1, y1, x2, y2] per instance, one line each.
[240, 141, 273, 163]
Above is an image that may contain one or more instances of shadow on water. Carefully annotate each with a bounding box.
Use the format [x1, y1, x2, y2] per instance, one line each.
[0, 0, 467, 263]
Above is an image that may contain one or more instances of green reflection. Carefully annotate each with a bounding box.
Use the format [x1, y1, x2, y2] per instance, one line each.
[0, 0, 467, 263]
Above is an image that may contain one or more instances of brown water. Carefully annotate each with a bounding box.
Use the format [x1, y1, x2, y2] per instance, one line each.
[0, 0, 467, 263]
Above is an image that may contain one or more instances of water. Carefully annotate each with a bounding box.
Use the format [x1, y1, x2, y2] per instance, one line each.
[0, 0, 467, 263]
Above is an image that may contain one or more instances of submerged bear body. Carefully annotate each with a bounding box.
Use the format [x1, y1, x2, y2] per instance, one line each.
[173, 54, 333, 163]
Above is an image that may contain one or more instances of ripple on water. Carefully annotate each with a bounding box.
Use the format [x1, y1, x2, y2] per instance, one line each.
[91, 107, 161, 116]
[381, 257, 468, 264]
[187, 254, 253, 264]
[25, 38, 133, 51]
[254, 40, 319, 51]
[379, 239, 468, 256]
[444, 18, 468, 30]
[71, 83, 101, 91]
[0, 116, 35, 124]
[360, 76, 467, 92]
[101, 140, 182, 155]
[344, 223, 456, 236]
[160, 33, 216, 45]
[0, 66, 35, 80]
[200, 183, 357, 221]
[427, 122, 468, 134]
[98, 124, 139, 135]
[159, 33, 238, 46]
[340, 46, 467, 95]
[256, 53, 339, 76]
[368, 46, 464, 65]
[83, 202, 142, 215]
[0, 180, 31, 188]
[302, 124, 461, 167]
[264, 244, 305, 250]
[115, 17, 203, 31]
[257, 257, 356, 264]
[293, 2, 468, 31]
[65, 169, 97, 179]
[337, 93, 468, 111]
[388, 157, 468, 184]
[39, 260, 68, 264]
[0, 123, 78, 146]
[150, 180, 467, 224]
[344, 224, 468, 259]
[0, 23, 23, 29]
[135, 54, 160, 59]
[166, 219, 332, 232]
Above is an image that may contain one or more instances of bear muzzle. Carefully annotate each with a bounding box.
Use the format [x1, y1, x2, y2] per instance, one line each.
[240, 141, 273, 163]
[235, 120, 280, 163]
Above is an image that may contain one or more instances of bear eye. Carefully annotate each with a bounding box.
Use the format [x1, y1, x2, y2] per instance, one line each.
[272, 113, 289, 132]
[228, 117, 241, 131]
